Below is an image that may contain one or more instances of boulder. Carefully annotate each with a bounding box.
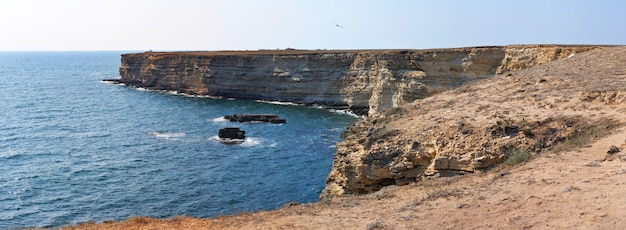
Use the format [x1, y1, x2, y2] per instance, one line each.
[218, 127, 246, 139]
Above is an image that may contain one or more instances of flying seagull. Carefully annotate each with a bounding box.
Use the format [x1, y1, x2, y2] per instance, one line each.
[334, 23, 343, 29]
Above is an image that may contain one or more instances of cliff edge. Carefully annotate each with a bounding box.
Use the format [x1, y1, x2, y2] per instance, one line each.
[119, 45, 597, 116]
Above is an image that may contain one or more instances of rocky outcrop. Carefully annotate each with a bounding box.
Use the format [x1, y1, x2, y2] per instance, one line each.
[218, 127, 246, 139]
[320, 46, 626, 198]
[224, 114, 286, 123]
[119, 45, 598, 116]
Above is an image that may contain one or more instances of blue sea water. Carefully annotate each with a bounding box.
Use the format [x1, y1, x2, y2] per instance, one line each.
[0, 52, 357, 228]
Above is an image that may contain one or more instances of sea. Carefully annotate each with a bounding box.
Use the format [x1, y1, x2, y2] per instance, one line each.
[0, 51, 358, 228]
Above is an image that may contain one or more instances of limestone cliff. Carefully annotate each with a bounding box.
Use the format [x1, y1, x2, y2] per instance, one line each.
[119, 45, 596, 116]
[320, 46, 624, 198]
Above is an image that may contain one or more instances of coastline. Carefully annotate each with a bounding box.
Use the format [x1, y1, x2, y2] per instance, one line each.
[62, 45, 626, 229]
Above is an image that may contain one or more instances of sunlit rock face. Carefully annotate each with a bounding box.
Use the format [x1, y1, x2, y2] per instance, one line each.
[119, 46, 595, 116]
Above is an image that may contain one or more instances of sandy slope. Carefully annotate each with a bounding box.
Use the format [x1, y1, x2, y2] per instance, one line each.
[62, 46, 626, 229]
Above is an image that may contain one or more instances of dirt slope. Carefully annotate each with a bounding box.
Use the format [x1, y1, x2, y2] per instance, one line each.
[62, 46, 626, 229]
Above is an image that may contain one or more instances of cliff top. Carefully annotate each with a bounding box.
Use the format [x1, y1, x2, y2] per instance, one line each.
[70, 46, 626, 229]
[122, 44, 609, 57]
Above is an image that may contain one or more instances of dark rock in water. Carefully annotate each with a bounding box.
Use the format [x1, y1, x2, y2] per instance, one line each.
[218, 127, 246, 139]
[102, 78, 122, 84]
[224, 114, 286, 124]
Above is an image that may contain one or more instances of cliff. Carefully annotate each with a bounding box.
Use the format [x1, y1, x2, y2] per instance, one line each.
[118, 45, 612, 199]
[321, 46, 625, 198]
[119, 45, 597, 116]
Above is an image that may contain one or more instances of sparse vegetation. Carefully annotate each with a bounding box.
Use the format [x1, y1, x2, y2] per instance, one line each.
[505, 146, 531, 165]
[423, 187, 465, 201]
[553, 118, 622, 152]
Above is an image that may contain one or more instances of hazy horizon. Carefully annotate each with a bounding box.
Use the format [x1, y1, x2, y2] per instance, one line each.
[1, 0, 625, 51]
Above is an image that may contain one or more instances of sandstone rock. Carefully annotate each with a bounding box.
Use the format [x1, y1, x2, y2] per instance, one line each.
[118, 45, 598, 116]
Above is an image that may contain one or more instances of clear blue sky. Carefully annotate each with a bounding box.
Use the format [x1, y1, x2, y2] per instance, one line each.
[1, 0, 624, 51]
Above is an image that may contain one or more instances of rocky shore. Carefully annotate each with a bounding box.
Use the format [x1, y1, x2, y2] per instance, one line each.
[64, 45, 626, 229]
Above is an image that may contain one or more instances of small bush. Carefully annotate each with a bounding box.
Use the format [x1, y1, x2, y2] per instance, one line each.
[506, 146, 531, 165]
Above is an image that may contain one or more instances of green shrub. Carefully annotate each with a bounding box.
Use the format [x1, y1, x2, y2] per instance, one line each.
[506, 146, 531, 165]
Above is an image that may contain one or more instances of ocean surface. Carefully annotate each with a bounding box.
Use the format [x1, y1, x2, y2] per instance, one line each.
[0, 52, 358, 228]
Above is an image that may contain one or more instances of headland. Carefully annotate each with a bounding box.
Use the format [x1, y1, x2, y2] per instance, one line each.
[67, 45, 626, 229]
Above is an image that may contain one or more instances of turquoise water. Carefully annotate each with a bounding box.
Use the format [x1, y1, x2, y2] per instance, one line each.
[0, 52, 357, 228]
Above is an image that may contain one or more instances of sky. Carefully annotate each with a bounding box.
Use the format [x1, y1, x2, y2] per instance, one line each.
[0, 0, 625, 51]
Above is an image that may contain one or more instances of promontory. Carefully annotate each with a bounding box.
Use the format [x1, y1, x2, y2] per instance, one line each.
[117, 45, 596, 116]
[68, 45, 626, 228]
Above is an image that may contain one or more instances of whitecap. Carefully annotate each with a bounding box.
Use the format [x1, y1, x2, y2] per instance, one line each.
[328, 127, 346, 132]
[148, 131, 186, 139]
[240, 137, 262, 147]
[100, 80, 117, 84]
[255, 100, 302, 106]
[210, 135, 262, 147]
[211, 117, 227, 122]
[165, 90, 182, 95]
[329, 109, 363, 118]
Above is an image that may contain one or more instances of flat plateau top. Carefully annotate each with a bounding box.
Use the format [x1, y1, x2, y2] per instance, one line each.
[122, 44, 613, 57]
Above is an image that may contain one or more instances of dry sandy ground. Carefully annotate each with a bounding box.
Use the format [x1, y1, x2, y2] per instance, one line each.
[62, 46, 626, 229]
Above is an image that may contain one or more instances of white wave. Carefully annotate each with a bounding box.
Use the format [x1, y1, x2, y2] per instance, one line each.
[131, 87, 223, 99]
[100, 80, 117, 84]
[328, 127, 344, 132]
[255, 100, 302, 106]
[329, 109, 363, 118]
[240, 137, 262, 147]
[165, 90, 183, 95]
[183, 94, 223, 99]
[148, 131, 186, 139]
[210, 135, 263, 147]
[211, 117, 227, 122]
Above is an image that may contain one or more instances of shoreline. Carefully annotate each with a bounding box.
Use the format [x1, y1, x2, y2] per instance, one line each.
[62, 45, 626, 229]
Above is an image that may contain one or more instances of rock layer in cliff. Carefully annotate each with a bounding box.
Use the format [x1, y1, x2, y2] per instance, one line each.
[118, 45, 598, 116]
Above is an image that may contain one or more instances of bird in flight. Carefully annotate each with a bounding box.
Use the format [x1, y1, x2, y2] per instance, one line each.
[334, 23, 344, 29]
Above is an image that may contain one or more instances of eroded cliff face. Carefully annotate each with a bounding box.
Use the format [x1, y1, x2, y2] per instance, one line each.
[119, 45, 596, 116]
[320, 46, 623, 199]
